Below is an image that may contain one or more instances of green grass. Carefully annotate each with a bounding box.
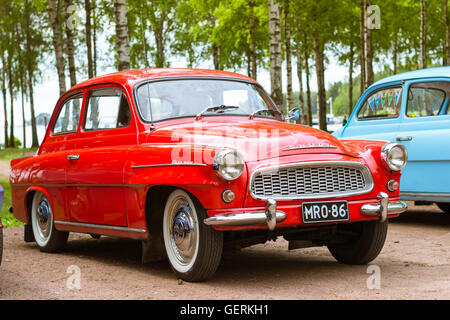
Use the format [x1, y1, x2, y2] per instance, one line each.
[0, 147, 37, 162]
[0, 176, 23, 227]
[0, 148, 32, 227]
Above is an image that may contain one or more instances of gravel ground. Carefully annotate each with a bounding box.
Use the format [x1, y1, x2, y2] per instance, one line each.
[0, 202, 449, 300]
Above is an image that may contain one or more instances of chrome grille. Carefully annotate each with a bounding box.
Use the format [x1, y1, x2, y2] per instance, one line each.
[250, 162, 373, 200]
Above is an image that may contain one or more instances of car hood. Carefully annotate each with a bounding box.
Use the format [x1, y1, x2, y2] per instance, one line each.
[147, 117, 359, 162]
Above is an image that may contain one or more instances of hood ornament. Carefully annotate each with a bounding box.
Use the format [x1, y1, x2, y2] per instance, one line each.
[283, 143, 338, 152]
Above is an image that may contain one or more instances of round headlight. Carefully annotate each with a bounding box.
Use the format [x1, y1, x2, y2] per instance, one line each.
[381, 143, 408, 171]
[213, 149, 245, 181]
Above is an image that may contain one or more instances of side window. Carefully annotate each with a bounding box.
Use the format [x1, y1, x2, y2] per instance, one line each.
[357, 87, 402, 120]
[53, 95, 83, 134]
[84, 88, 132, 130]
[407, 83, 447, 117]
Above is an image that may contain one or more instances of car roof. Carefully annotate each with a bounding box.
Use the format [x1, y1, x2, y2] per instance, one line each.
[370, 66, 450, 89]
[69, 68, 257, 92]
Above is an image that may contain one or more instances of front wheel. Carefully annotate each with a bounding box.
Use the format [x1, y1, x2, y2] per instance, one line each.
[327, 220, 388, 265]
[162, 189, 223, 282]
[31, 192, 68, 253]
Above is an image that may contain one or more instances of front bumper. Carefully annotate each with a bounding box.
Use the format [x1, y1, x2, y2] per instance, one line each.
[204, 193, 408, 231]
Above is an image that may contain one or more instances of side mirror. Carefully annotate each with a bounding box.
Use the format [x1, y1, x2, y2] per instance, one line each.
[287, 108, 300, 121]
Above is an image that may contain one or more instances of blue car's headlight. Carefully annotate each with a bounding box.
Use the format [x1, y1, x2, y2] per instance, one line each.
[381, 143, 408, 171]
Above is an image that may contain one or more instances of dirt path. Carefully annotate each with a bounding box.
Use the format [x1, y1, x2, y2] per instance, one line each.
[0, 203, 449, 300]
[0, 161, 9, 179]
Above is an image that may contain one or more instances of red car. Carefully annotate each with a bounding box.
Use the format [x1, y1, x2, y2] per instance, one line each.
[9, 69, 408, 281]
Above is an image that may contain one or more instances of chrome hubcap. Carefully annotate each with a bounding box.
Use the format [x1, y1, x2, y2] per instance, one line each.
[169, 200, 197, 265]
[37, 200, 51, 238]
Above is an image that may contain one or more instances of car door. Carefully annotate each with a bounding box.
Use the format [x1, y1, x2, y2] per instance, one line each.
[395, 79, 450, 197]
[65, 85, 137, 226]
[339, 84, 404, 142]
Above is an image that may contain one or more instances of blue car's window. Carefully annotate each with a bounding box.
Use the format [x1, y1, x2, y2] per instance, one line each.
[357, 87, 402, 120]
[407, 83, 447, 117]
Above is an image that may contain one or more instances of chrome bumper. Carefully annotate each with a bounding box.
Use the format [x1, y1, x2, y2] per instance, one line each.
[204, 194, 408, 230]
[204, 199, 286, 231]
[360, 192, 408, 222]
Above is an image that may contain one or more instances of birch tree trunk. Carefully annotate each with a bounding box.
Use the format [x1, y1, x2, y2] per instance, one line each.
[365, 0, 374, 87]
[20, 72, 26, 149]
[269, 0, 283, 110]
[359, 0, 366, 93]
[284, 0, 294, 113]
[25, 0, 39, 147]
[248, 0, 257, 79]
[1, 53, 8, 148]
[64, 0, 77, 87]
[420, 0, 427, 69]
[313, 34, 326, 132]
[7, 45, 15, 148]
[304, 49, 312, 127]
[85, 0, 94, 78]
[296, 40, 304, 125]
[445, 0, 449, 66]
[92, 0, 98, 76]
[348, 42, 354, 117]
[114, 0, 131, 71]
[48, 0, 66, 95]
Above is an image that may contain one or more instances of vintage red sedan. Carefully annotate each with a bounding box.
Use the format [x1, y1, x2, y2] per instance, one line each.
[9, 68, 408, 281]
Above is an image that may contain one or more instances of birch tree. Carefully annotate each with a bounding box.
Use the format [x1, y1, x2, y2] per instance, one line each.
[269, 0, 283, 110]
[114, 0, 131, 71]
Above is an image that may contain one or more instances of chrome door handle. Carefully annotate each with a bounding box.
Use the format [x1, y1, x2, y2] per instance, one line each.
[396, 136, 412, 141]
[67, 154, 80, 161]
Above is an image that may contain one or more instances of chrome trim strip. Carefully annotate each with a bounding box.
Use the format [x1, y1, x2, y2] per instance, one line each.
[249, 161, 374, 201]
[204, 210, 286, 227]
[54, 221, 147, 233]
[282, 145, 338, 151]
[131, 163, 207, 169]
[400, 192, 450, 198]
[361, 200, 408, 219]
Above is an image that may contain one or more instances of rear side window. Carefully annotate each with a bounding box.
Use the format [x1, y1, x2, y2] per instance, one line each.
[53, 95, 83, 134]
[407, 83, 447, 117]
[84, 88, 132, 131]
[357, 87, 403, 120]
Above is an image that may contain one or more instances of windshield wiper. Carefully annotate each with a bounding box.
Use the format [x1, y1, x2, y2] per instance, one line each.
[249, 108, 283, 119]
[195, 105, 239, 120]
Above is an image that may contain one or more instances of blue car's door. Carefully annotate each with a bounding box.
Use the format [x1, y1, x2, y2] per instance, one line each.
[337, 83, 405, 142]
[395, 80, 450, 201]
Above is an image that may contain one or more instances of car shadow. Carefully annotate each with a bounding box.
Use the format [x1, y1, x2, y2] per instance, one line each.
[390, 204, 450, 227]
[62, 236, 175, 280]
[55, 234, 350, 285]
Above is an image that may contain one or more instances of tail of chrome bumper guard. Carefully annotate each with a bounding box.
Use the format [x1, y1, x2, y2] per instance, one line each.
[204, 199, 286, 231]
[360, 192, 408, 222]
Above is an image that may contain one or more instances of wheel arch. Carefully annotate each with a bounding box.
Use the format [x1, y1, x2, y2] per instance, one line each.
[24, 187, 53, 224]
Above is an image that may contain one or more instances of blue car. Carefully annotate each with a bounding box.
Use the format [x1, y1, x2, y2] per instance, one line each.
[333, 66, 450, 213]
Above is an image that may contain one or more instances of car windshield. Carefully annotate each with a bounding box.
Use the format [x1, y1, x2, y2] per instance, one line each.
[135, 79, 283, 122]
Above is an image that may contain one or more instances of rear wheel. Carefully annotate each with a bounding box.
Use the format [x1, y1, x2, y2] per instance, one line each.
[162, 189, 223, 282]
[436, 202, 450, 214]
[31, 192, 68, 253]
[327, 220, 388, 265]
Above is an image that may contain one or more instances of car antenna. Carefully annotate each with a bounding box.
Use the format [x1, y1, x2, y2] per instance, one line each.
[140, 9, 154, 131]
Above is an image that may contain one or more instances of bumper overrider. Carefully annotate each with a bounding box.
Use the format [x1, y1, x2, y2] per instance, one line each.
[204, 193, 408, 230]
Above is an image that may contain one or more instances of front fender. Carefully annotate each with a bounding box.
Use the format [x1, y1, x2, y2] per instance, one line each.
[124, 144, 249, 209]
